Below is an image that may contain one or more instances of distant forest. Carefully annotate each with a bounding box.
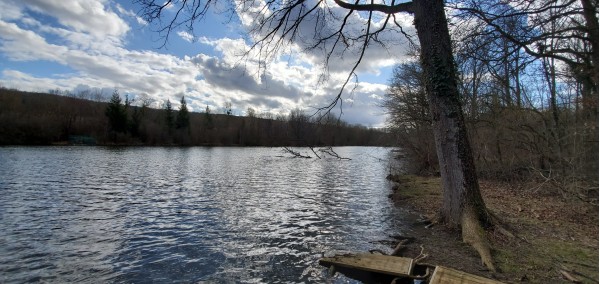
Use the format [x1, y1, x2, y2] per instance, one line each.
[0, 88, 393, 146]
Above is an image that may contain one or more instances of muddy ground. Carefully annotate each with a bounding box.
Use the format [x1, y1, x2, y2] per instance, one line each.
[386, 175, 598, 283]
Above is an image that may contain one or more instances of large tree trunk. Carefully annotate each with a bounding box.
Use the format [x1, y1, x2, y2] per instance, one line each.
[581, 0, 598, 85]
[412, 0, 495, 270]
[580, 0, 599, 117]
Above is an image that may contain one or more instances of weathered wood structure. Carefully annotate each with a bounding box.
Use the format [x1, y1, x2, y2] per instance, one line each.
[319, 254, 415, 277]
[429, 266, 504, 284]
[319, 254, 505, 283]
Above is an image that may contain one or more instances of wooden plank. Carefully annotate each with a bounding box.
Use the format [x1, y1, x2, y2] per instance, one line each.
[429, 266, 505, 284]
[319, 254, 414, 277]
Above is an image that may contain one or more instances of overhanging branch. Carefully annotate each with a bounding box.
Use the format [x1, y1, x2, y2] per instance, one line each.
[332, 0, 413, 14]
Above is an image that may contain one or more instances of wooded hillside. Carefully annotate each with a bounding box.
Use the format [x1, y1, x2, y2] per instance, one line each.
[0, 88, 392, 147]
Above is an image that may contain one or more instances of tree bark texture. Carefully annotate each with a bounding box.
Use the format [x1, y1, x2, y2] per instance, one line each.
[412, 0, 490, 229]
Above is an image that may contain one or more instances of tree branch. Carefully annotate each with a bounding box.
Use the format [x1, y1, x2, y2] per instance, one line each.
[332, 0, 413, 14]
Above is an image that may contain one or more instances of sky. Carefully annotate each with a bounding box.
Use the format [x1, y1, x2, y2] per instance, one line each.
[0, 0, 416, 127]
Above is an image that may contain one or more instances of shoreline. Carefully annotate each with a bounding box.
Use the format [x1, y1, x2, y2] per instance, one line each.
[387, 174, 598, 283]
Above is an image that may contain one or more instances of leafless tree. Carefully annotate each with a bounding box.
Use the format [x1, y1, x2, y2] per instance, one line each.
[134, 0, 509, 269]
[451, 0, 598, 117]
[383, 56, 437, 173]
[385, 0, 598, 213]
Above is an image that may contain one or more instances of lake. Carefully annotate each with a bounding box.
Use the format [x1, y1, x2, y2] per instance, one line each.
[0, 146, 408, 283]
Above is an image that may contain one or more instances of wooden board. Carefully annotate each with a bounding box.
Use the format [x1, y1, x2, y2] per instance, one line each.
[429, 266, 505, 284]
[319, 254, 414, 277]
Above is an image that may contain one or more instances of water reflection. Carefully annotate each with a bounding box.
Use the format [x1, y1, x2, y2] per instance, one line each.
[0, 147, 406, 283]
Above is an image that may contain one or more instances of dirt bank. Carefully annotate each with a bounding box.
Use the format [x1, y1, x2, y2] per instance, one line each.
[387, 174, 598, 283]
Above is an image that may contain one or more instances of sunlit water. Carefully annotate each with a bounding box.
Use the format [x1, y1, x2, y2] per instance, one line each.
[0, 147, 407, 283]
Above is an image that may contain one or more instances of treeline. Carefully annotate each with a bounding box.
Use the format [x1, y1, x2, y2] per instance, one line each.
[0, 88, 392, 147]
[386, 60, 598, 195]
[384, 0, 598, 197]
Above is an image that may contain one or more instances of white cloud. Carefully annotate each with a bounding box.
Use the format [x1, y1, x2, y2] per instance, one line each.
[115, 3, 136, 17]
[0, 1, 23, 21]
[0, 21, 69, 63]
[0, 16, 205, 109]
[2, 70, 107, 93]
[0, 0, 396, 126]
[234, 0, 415, 75]
[18, 0, 130, 38]
[136, 16, 149, 26]
[178, 31, 195, 43]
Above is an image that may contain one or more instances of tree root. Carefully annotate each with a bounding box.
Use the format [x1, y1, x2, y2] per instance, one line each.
[488, 210, 517, 240]
[461, 207, 497, 272]
[460, 207, 522, 272]
[391, 239, 410, 256]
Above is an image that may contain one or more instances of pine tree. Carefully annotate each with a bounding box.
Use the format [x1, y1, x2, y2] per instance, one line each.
[164, 99, 174, 131]
[204, 105, 213, 129]
[176, 96, 190, 129]
[105, 90, 128, 133]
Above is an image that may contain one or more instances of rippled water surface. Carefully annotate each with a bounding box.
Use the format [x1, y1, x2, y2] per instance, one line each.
[0, 147, 406, 283]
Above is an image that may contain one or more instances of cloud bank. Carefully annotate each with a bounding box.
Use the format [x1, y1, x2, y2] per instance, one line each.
[0, 0, 415, 126]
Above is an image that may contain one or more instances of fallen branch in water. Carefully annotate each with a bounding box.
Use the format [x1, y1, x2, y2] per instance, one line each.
[309, 146, 321, 159]
[282, 147, 312, 158]
[319, 147, 351, 160]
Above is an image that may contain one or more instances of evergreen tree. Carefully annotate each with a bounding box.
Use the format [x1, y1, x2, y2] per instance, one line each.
[130, 97, 150, 139]
[176, 96, 190, 129]
[164, 99, 174, 131]
[105, 90, 128, 133]
[204, 105, 213, 129]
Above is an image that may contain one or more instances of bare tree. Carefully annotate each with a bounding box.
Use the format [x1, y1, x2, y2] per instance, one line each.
[288, 108, 311, 143]
[449, 0, 598, 186]
[384, 57, 430, 129]
[383, 57, 437, 174]
[246, 107, 256, 118]
[452, 0, 598, 117]
[134, 0, 498, 269]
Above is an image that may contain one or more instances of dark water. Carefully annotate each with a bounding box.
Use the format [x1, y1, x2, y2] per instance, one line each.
[0, 147, 407, 283]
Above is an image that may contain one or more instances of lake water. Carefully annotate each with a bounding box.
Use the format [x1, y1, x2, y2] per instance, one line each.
[0, 147, 407, 283]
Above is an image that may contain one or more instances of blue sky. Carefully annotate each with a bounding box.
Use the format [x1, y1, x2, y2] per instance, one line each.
[0, 0, 415, 127]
